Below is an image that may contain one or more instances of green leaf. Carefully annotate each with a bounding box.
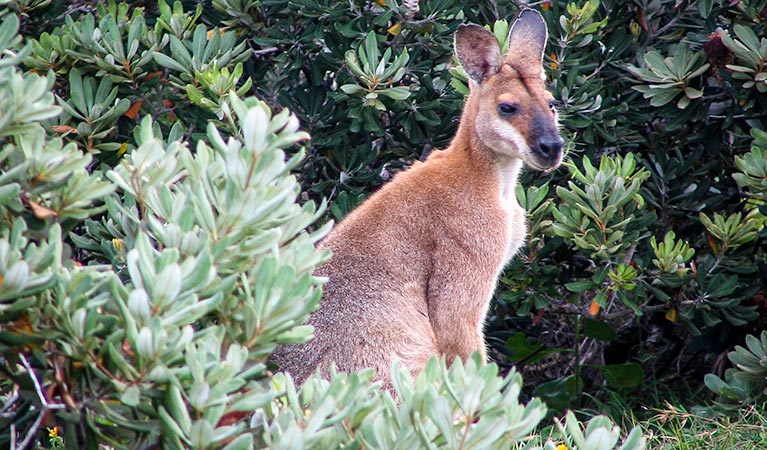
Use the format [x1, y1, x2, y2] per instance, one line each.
[734, 24, 762, 54]
[364, 31, 379, 68]
[340, 84, 366, 95]
[706, 275, 738, 298]
[153, 51, 189, 73]
[566, 280, 597, 292]
[598, 363, 644, 388]
[534, 375, 580, 413]
[697, 0, 713, 17]
[505, 333, 559, 363]
[377, 87, 411, 100]
[618, 426, 647, 450]
[684, 86, 703, 99]
[648, 89, 679, 107]
[120, 384, 141, 406]
[583, 318, 617, 342]
[68, 68, 87, 114]
[221, 434, 253, 450]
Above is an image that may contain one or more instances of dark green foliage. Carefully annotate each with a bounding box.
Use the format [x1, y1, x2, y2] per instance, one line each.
[0, 0, 765, 446]
[706, 330, 767, 407]
[0, 2, 651, 448]
[212, 0, 762, 410]
[222, 0, 766, 409]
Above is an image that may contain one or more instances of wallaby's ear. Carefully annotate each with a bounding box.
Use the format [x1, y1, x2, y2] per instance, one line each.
[455, 24, 502, 84]
[506, 9, 548, 68]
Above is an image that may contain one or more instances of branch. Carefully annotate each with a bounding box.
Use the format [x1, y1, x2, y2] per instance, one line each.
[13, 355, 66, 450]
[253, 47, 280, 57]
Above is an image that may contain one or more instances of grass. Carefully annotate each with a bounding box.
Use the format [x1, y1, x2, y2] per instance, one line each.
[640, 402, 767, 449]
[560, 379, 767, 449]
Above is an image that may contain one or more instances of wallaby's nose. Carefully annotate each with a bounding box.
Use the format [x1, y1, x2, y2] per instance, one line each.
[536, 136, 564, 161]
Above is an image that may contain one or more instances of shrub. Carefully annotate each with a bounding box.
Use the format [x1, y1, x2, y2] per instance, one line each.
[1, 0, 765, 445]
[203, 0, 767, 408]
[704, 129, 767, 409]
[705, 330, 767, 408]
[0, 5, 646, 448]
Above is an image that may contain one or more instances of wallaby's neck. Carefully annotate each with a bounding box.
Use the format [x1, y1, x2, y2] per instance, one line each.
[448, 91, 524, 203]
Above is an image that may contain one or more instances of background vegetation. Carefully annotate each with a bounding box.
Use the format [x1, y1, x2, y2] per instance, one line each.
[0, 0, 765, 448]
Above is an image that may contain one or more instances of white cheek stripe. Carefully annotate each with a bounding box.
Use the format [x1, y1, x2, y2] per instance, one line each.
[495, 122, 530, 156]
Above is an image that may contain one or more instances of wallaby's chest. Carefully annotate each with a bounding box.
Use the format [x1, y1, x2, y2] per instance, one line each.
[496, 160, 528, 263]
[502, 196, 527, 262]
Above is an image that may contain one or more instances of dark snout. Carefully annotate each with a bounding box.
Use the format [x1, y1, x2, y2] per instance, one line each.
[532, 134, 564, 170]
[528, 111, 564, 170]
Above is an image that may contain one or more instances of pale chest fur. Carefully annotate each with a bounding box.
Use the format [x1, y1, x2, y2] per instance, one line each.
[498, 158, 528, 263]
[502, 193, 527, 262]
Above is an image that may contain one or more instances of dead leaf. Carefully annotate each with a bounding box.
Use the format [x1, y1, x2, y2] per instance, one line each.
[144, 71, 163, 82]
[124, 100, 143, 119]
[28, 200, 57, 219]
[51, 125, 78, 134]
[388, 23, 402, 35]
[665, 307, 677, 322]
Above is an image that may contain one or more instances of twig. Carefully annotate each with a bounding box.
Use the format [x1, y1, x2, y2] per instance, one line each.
[709, 113, 767, 120]
[13, 408, 46, 450]
[622, 243, 637, 266]
[14, 355, 66, 450]
[1, 391, 20, 414]
[253, 47, 280, 57]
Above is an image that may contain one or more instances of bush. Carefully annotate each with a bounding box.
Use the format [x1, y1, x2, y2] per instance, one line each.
[0, 4, 647, 448]
[196, 0, 767, 407]
[1, 0, 765, 446]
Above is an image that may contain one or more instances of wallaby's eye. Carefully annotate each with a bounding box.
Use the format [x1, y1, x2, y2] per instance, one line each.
[498, 103, 519, 117]
[548, 100, 557, 112]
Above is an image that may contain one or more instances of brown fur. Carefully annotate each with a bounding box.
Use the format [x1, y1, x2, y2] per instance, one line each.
[271, 9, 564, 387]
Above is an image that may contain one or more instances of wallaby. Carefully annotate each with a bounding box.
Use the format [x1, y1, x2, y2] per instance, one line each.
[271, 9, 564, 388]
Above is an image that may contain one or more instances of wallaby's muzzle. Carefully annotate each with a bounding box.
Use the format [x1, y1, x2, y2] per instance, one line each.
[532, 133, 564, 169]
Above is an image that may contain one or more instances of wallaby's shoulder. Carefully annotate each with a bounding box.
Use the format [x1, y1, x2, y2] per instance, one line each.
[356, 149, 462, 205]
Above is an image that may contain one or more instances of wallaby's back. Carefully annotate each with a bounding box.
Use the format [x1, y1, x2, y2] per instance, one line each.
[271, 9, 564, 387]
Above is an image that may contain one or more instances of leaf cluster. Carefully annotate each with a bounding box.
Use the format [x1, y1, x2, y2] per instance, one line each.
[0, 4, 649, 448]
[3, 0, 767, 445]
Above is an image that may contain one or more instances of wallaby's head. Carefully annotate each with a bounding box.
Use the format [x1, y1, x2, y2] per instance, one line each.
[455, 9, 563, 171]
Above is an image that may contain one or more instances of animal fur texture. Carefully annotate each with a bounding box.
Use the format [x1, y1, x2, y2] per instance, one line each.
[271, 9, 564, 388]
